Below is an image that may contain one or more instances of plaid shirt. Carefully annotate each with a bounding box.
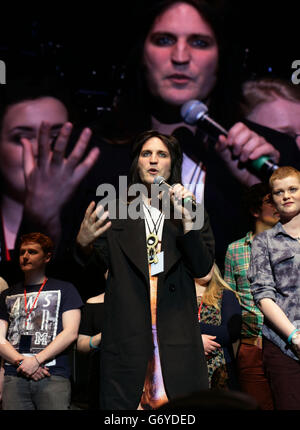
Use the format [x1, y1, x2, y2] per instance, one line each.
[224, 231, 264, 339]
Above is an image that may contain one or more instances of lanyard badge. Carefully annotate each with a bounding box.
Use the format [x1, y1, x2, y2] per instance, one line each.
[24, 277, 48, 331]
[19, 334, 32, 353]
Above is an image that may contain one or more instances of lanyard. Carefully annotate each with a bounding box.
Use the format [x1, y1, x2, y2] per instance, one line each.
[143, 204, 164, 265]
[143, 204, 164, 238]
[24, 278, 47, 328]
[198, 298, 204, 323]
[1, 211, 11, 262]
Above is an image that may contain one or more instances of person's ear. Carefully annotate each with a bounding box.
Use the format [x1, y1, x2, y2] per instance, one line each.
[250, 209, 260, 219]
[45, 252, 52, 264]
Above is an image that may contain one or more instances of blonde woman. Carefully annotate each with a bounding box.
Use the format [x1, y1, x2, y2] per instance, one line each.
[195, 263, 242, 390]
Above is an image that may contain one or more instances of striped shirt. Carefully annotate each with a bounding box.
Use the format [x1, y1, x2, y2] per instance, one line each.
[224, 231, 264, 339]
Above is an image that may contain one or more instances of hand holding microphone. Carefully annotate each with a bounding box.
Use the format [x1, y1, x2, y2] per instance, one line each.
[153, 176, 197, 223]
[181, 100, 280, 184]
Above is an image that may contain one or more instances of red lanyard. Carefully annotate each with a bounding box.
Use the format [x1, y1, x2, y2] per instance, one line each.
[1, 211, 11, 261]
[198, 298, 203, 323]
[24, 278, 47, 328]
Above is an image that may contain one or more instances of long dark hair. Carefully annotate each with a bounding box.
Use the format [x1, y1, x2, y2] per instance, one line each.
[129, 130, 183, 186]
[241, 182, 272, 230]
[0, 78, 72, 134]
[98, 0, 240, 142]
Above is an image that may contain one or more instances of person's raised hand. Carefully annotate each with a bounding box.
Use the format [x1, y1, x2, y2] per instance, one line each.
[76, 201, 111, 250]
[21, 121, 100, 241]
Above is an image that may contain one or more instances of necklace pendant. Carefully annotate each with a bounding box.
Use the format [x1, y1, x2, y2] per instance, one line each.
[148, 253, 158, 264]
[148, 246, 158, 264]
[147, 233, 159, 264]
[146, 233, 158, 248]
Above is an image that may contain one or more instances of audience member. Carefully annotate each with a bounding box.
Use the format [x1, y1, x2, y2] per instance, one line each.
[76, 292, 105, 410]
[249, 166, 300, 410]
[195, 263, 241, 390]
[224, 183, 278, 409]
[75, 130, 214, 410]
[0, 232, 83, 410]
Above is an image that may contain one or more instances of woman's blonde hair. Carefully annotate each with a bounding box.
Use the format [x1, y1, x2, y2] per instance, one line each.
[201, 264, 240, 310]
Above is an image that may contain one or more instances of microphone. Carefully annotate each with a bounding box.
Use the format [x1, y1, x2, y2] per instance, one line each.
[181, 99, 279, 175]
[153, 176, 197, 212]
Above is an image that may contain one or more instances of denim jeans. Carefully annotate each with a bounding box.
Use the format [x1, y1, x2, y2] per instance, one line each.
[2, 374, 71, 410]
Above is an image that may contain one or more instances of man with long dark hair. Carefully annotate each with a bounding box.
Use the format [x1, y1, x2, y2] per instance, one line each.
[75, 130, 214, 409]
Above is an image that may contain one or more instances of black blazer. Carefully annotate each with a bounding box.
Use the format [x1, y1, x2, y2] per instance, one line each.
[81, 200, 214, 409]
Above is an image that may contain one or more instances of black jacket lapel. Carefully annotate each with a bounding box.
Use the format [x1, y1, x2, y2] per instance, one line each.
[116, 216, 149, 283]
[161, 219, 182, 276]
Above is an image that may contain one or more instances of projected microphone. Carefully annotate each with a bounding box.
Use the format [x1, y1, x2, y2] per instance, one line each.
[153, 176, 197, 211]
[181, 99, 279, 175]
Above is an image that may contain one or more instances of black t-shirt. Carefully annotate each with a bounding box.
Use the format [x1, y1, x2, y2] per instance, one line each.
[79, 302, 105, 409]
[0, 277, 83, 378]
[79, 302, 105, 336]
